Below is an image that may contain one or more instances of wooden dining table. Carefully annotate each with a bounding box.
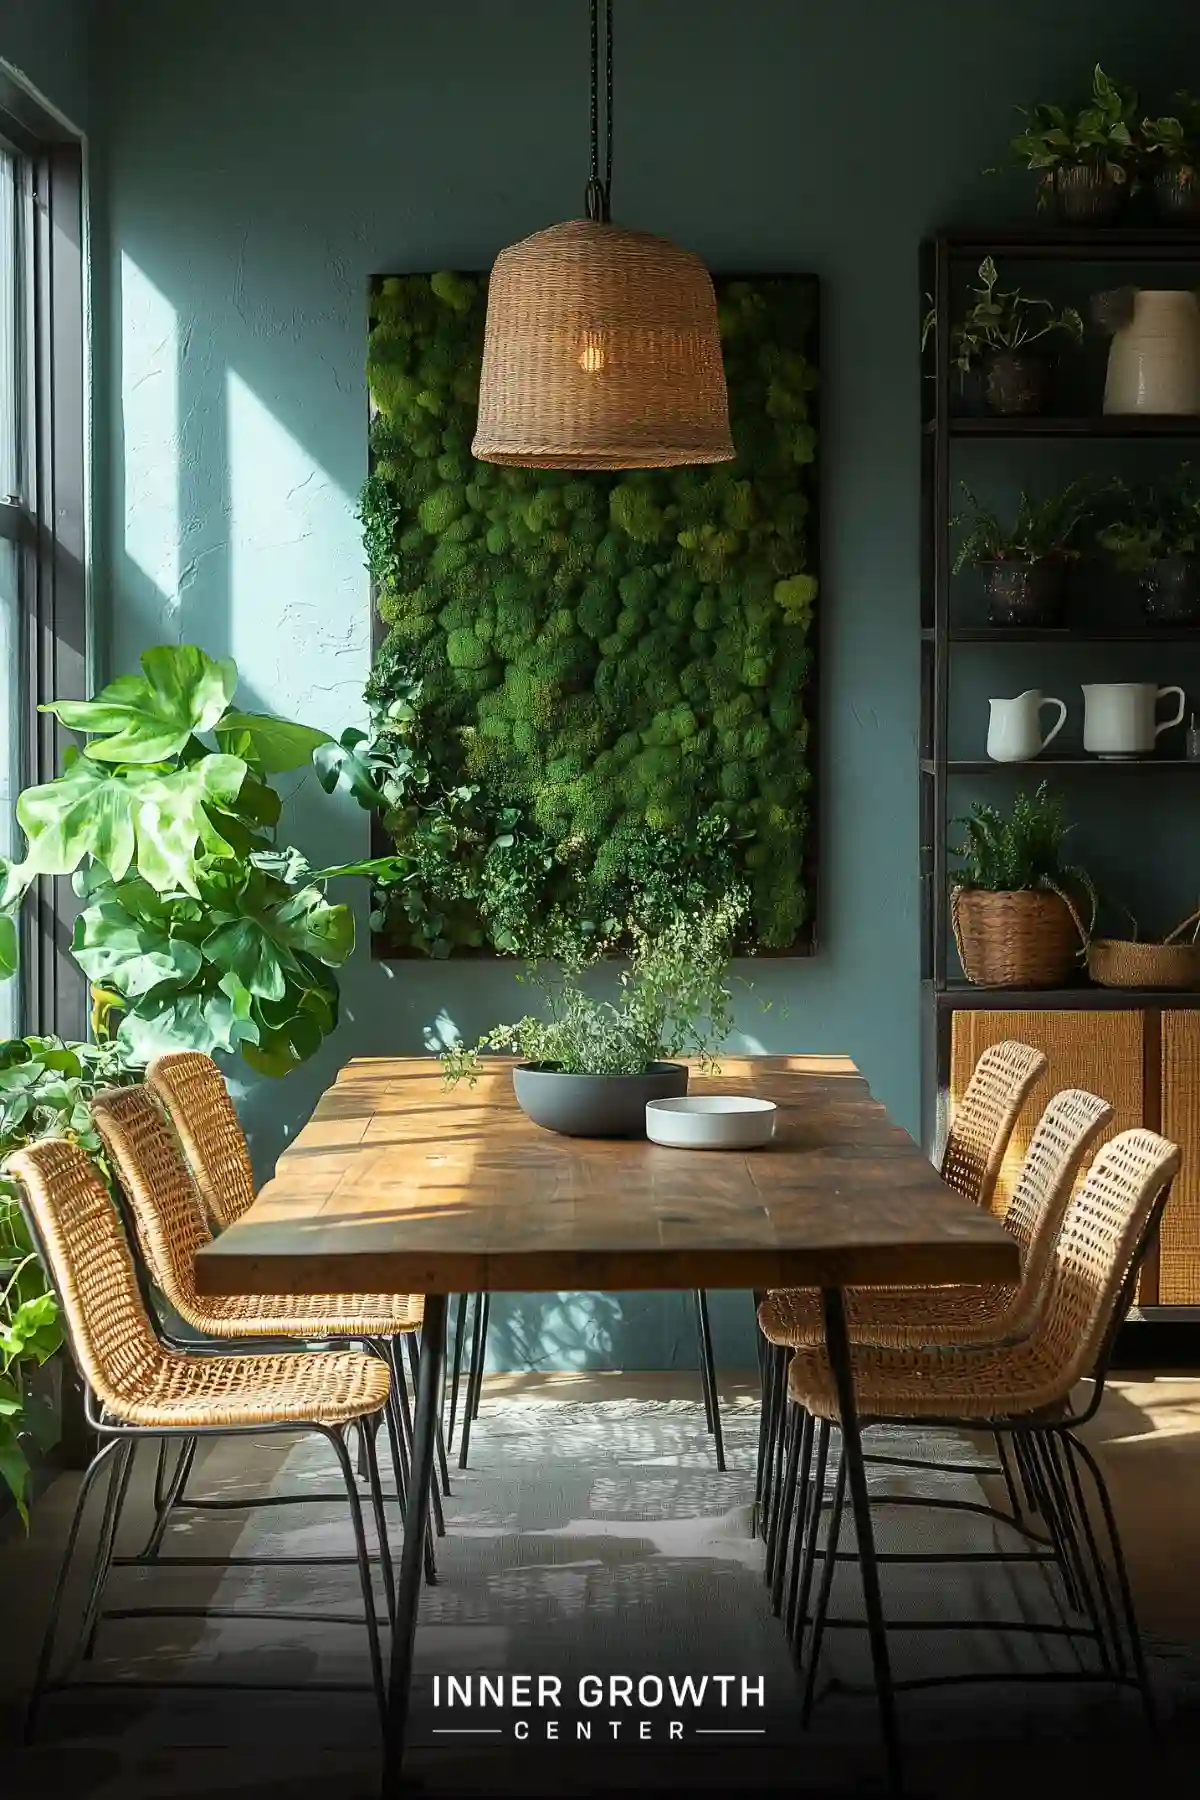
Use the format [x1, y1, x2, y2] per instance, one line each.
[195, 1053, 1020, 1797]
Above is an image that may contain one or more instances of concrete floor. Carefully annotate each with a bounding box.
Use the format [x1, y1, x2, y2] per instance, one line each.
[0, 1370, 1198, 1797]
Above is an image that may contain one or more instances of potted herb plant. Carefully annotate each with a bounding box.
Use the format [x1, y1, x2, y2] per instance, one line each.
[950, 784, 1098, 989]
[1141, 92, 1200, 221]
[1005, 64, 1139, 223]
[926, 258, 1084, 416]
[1098, 467, 1200, 625]
[953, 478, 1107, 627]
[441, 894, 744, 1136]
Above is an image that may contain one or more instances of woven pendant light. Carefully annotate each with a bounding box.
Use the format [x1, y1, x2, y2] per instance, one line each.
[472, 1, 733, 470]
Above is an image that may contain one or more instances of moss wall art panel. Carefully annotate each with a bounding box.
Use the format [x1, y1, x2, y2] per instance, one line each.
[362, 270, 819, 959]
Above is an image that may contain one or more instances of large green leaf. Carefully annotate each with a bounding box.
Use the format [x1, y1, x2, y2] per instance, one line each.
[215, 711, 333, 773]
[73, 901, 204, 999]
[200, 879, 353, 999]
[15, 752, 247, 899]
[0, 912, 17, 982]
[117, 977, 260, 1062]
[42, 646, 237, 764]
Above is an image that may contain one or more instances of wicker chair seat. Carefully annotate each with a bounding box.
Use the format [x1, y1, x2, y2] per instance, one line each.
[758, 1281, 1017, 1352]
[127, 1347, 391, 1431]
[785, 1335, 1071, 1423]
[178, 1287, 425, 1339]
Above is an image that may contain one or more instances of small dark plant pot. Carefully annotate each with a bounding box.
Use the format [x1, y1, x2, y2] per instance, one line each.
[1139, 556, 1200, 626]
[1043, 164, 1129, 224]
[512, 1061, 689, 1138]
[1152, 165, 1200, 224]
[982, 559, 1066, 628]
[983, 349, 1049, 416]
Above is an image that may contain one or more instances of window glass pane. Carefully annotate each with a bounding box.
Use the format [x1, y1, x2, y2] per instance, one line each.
[0, 145, 19, 502]
[0, 535, 18, 1039]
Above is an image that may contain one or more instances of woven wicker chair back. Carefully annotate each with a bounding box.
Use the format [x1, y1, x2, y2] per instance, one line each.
[6, 1137, 164, 1414]
[940, 1039, 1047, 1210]
[146, 1051, 256, 1227]
[92, 1084, 213, 1311]
[1001, 1087, 1112, 1324]
[1033, 1127, 1180, 1393]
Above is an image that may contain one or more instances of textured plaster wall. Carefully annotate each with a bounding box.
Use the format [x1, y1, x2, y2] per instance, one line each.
[93, 0, 1196, 1371]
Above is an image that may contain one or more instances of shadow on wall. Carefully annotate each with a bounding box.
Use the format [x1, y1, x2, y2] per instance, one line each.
[474, 1289, 758, 1377]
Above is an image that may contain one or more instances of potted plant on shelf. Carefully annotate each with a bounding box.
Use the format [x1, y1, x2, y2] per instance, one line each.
[1141, 92, 1200, 221]
[1097, 467, 1200, 625]
[950, 784, 1098, 990]
[1003, 64, 1140, 223]
[925, 258, 1084, 416]
[441, 893, 744, 1137]
[953, 478, 1108, 627]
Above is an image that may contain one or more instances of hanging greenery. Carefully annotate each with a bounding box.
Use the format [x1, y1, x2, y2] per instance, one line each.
[357, 271, 820, 957]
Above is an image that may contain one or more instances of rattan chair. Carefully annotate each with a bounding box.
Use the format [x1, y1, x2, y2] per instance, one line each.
[6, 1136, 395, 1738]
[781, 1127, 1180, 1731]
[755, 1039, 1047, 1548]
[91, 1082, 442, 1575]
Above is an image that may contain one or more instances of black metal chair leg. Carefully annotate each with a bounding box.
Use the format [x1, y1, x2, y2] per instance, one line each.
[446, 1291, 469, 1455]
[323, 1423, 387, 1731]
[801, 1442, 847, 1724]
[471, 1293, 491, 1419]
[140, 1434, 198, 1562]
[360, 1418, 396, 1627]
[694, 1288, 725, 1471]
[80, 1438, 137, 1661]
[458, 1291, 486, 1469]
[784, 1407, 815, 1642]
[383, 1379, 409, 1515]
[391, 1342, 438, 1585]
[406, 1336, 447, 1537]
[1042, 1429, 1116, 1675]
[792, 1415, 831, 1663]
[770, 1401, 801, 1616]
[1066, 1428, 1158, 1730]
[992, 1429, 1024, 1523]
[764, 1347, 790, 1573]
[23, 1437, 123, 1743]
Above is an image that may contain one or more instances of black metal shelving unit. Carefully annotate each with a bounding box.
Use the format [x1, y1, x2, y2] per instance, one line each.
[920, 226, 1200, 1320]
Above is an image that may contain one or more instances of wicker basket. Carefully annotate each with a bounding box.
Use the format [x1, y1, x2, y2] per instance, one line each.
[951, 886, 1086, 988]
[1087, 908, 1200, 990]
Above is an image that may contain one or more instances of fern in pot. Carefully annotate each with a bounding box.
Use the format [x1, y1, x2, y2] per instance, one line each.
[954, 478, 1108, 628]
[950, 784, 1098, 989]
[441, 894, 744, 1137]
[1097, 467, 1200, 626]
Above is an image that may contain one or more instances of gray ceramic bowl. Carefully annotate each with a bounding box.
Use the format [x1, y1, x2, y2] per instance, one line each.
[512, 1061, 689, 1137]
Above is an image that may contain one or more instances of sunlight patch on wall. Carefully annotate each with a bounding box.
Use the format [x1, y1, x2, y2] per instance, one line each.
[120, 253, 179, 606]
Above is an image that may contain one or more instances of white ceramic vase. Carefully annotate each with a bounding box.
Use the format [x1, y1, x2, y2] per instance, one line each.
[1104, 290, 1200, 415]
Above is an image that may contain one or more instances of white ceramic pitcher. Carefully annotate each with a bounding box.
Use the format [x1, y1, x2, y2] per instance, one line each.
[1104, 290, 1200, 415]
[987, 691, 1067, 763]
[1081, 682, 1186, 758]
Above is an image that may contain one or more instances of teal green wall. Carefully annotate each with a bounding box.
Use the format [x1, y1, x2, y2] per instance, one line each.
[73, 3, 1200, 1366]
[0, 0, 91, 129]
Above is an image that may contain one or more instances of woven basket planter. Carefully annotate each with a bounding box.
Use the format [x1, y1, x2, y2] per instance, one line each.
[951, 886, 1085, 988]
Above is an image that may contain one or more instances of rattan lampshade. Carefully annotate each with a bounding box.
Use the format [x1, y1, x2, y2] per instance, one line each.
[471, 218, 734, 470]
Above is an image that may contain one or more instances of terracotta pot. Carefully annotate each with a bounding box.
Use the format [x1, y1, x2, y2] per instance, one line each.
[982, 560, 1067, 628]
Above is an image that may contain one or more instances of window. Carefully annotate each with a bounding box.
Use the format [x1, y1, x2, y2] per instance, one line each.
[0, 77, 87, 1041]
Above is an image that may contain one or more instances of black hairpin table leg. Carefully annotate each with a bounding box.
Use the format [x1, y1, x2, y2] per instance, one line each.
[382, 1289, 448, 1797]
[820, 1286, 903, 1796]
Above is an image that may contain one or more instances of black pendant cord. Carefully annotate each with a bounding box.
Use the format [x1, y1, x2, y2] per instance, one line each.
[585, 0, 613, 222]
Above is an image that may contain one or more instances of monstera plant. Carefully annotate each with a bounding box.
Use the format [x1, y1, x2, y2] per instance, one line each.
[0, 645, 378, 1076]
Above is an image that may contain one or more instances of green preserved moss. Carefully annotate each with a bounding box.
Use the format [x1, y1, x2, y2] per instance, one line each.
[363, 271, 818, 953]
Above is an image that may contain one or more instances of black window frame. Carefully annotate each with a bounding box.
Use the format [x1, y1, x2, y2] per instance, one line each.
[0, 75, 88, 1043]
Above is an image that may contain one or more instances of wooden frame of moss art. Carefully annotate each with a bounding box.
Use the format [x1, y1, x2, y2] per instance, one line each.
[361, 270, 819, 960]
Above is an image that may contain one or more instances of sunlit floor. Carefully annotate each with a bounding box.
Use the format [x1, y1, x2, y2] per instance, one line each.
[0, 1371, 1198, 1797]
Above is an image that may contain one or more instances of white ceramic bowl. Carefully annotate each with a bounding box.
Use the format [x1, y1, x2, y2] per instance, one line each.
[645, 1094, 778, 1150]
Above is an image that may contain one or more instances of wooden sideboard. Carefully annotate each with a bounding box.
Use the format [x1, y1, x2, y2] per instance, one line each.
[948, 1005, 1200, 1310]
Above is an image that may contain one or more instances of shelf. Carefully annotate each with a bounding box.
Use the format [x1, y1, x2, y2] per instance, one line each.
[923, 757, 1200, 775]
[939, 227, 1200, 261]
[923, 627, 1200, 644]
[931, 981, 1200, 1011]
[926, 414, 1200, 438]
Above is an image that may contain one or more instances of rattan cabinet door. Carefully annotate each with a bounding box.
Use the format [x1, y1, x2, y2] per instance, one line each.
[1159, 1012, 1200, 1306]
[949, 1010, 1144, 1219]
